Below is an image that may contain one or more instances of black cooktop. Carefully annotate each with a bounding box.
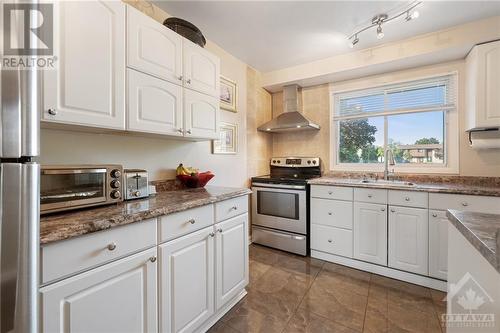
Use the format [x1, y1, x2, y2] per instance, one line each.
[251, 173, 321, 185]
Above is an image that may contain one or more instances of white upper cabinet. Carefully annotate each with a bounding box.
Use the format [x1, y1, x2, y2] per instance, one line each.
[43, 1, 126, 130]
[353, 202, 387, 266]
[466, 40, 500, 130]
[40, 248, 157, 333]
[183, 41, 220, 97]
[127, 69, 183, 136]
[428, 210, 448, 281]
[184, 89, 220, 139]
[388, 206, 428, 275]
[127, 5, 183, 84]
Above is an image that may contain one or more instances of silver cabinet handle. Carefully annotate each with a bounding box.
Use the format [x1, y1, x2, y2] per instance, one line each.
[177, 128, 183, 133]
[327, 239, 333, 243]
[462, 202, 468, 207]
[217, 228, 223, 233]
[149, 256, 157, 263]
[47, 108, 57, 115]
[186, 129, 192, 134]
[107, 242, 117, 251]
[328, 191, 333, 195]
[209, 232, 215, 238]
[405, 197, 410, 201]
[188, 219, 195, 225]
[367, 194, 373, 198]
[178, 75, 183, 81]
[432, 213, 437, 217]
[328, 212, 332, 216]
[381, 208, 385, 212]
[186, 79, 191, 84]
[390, 209, 396, 213]
[230, 206, 238, 211]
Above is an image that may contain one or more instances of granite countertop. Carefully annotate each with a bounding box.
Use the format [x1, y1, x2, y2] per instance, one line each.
[40, 186, 252, 245]
[447, 210, 500, 273]
[308, 177, 500, 197]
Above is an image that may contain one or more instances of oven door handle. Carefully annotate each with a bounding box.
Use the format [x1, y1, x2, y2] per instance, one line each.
[251, 182, 306, 190]
[41, 168, 107, 175]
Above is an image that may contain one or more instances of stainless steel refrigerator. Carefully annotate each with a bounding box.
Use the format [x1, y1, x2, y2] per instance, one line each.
[0, 62, 40, 331]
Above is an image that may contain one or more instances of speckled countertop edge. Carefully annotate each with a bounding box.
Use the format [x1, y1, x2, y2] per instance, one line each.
[40, 186, 252, 245]
[308, 177, 500, 197]
[446, 210, 500, 273]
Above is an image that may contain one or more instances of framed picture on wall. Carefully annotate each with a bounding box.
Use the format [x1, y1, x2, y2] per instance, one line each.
[220, 76, 237, 112]
[212, 122, 238, 154]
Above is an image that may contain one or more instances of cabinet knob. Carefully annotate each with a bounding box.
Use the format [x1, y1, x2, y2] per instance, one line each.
[149, 256, 157, 263]
[230, 206, 238, 211]
[209, 232, 215, 238]
[186, 129, 192, 134]
[462, 202, 468, 207]
[187, 79, 191, 84]
[328, 191, 333, 195]
[367, 194, 373, 198]
[405, 197, 410, 201]
[327, 239, 333, 243]
[432, 213, 438, 217]
[188, 219, 196, 225]
[177, 128, 183, 133]
[328, 212, 332, 216]
[217, 228, 223, 233]
[47, 108, 57, 115]
[381, 208, 385, 212]
[107, 242, 117, 251]
[178, 75, 183, 81]
[390, 209, 395, 213]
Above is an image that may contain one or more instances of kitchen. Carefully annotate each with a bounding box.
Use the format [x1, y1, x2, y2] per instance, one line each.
[1, 1, 500, 333]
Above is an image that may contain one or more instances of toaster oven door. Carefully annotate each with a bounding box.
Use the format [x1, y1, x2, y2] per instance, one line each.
[40, 168, 108, 212]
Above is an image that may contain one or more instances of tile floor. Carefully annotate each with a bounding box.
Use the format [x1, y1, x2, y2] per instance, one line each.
[209, 244, 447, 333]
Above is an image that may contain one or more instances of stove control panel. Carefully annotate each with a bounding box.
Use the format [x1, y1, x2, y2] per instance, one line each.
[271, 157, 320, 167]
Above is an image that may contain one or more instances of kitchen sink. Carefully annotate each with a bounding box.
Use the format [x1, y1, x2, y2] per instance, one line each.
[359, 179, 416, 187]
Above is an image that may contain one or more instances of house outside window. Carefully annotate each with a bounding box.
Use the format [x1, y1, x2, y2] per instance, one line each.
[331, 74, 459, 174]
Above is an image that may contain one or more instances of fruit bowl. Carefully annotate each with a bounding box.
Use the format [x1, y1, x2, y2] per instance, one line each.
[176, 172, 214, 188]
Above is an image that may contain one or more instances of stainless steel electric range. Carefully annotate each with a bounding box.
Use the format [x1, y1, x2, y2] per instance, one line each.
[251, 157, 321, 256]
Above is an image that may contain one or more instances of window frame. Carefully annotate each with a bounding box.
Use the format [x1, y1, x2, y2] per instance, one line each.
[330, 72, 459, 174]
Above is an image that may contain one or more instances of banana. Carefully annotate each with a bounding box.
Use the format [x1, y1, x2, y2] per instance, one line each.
[176, 164, 190, 176]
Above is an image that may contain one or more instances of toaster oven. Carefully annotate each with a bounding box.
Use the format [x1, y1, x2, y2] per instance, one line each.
[40, 165, 123, 214]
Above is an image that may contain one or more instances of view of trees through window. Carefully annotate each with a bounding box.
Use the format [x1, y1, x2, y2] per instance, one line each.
[338, 111, 445, 165]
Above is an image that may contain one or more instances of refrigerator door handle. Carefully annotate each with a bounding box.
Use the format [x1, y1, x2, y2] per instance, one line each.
[0, 163, 40, 333]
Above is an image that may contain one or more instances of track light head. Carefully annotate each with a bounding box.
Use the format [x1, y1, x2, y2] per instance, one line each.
[348, 35, 359, 48]
[376, 25, 384, 39]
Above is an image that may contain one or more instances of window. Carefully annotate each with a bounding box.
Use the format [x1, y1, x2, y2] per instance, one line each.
[332, 74, 458, 173]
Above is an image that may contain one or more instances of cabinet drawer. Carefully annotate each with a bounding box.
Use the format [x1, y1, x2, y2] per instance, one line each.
[215, 196, 248, 222]
[42, 218, 157, 284]
[159, 204, 214, 243]
[311, 185, 353, 201]
[311, 198, 353, 229]
[354, 188, 387, 204]
[428, 193, 500, 213]
[388, 190, 428, 208]
[311, 224, 353, 258]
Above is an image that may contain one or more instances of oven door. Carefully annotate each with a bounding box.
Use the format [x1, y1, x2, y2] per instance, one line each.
[251, 183, 306, 234]
[40, 168, 108, 213]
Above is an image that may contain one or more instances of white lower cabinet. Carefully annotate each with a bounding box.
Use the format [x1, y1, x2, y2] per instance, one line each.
[388, 206, 429, 275]
[159, 225, 215, 333]
[428, 210, 448, 280]
[215, 214, 249, 310]
[40, 248, 158, 333]
[353, 202, 387, 266]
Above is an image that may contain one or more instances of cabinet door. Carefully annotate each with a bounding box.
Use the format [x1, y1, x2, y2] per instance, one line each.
[183, 41, 220, 96]
[353, 202, 387, 266]
[159, 225, 215, 333]
[184, 89, 220, 139]
[127, 69, 183, 135]
[43, 1, 125, 130]
[388, 206, 428, 275]
[475, 40, 500, 128]
[428, 210, 448, 280]
[40, 248, 157, 333]
[215, 213, 249, 310]
[127, 5, 183, 84]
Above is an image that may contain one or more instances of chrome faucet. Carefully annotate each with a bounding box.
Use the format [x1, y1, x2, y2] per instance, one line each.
[384, 149, 396, 180]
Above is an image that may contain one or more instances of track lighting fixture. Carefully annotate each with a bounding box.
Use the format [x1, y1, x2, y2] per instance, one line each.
[347, 1, 421, 48]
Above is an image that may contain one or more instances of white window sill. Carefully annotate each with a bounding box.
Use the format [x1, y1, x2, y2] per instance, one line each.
[331, 164, 459, 175]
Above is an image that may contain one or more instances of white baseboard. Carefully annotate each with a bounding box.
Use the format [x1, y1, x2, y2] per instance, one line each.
[311, 250, 447, 292]
[196, 289, 247, 333]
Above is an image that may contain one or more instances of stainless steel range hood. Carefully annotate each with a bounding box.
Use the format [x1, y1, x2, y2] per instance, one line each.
[258, 84, 320, 133]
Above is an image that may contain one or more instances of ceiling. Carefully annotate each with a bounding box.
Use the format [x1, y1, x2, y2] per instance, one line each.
[154, 1, 500, 72]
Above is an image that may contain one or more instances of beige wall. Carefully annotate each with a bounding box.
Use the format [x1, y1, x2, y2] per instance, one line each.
[41, 1, 252, 187]
[246, 67, 273, 183]
[271, 61, 500, 177]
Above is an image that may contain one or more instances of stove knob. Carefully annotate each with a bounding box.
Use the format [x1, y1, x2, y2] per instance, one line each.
[277, 160, 281, 163]
[110, 180, 121, 189]
[307, 160, 311, 164]
[110, 190, 121, 199]
[312, 160, 317, 164]
[110, 169, 121, 178]
[272, 160, 276, 164]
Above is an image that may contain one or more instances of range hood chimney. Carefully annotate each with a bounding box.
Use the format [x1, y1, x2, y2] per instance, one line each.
[258, 84, 320, 133]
